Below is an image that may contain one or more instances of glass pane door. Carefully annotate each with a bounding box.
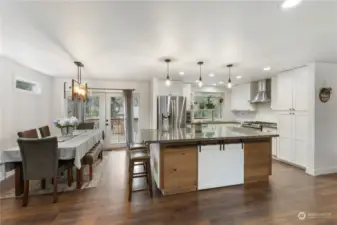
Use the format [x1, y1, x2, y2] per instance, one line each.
[84, 93, 105, 130]
[133, 93, 140, 143]
[70, 91, 140, 149]
[106, 93, 126, 147]
[84, 95, 100, 128]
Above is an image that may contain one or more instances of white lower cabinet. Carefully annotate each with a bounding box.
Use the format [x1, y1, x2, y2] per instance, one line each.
[198, 144, 244, 190]
[276, 111, 307, 168]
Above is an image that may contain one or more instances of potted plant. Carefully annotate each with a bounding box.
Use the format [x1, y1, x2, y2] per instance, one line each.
[206, 96, 215, 109]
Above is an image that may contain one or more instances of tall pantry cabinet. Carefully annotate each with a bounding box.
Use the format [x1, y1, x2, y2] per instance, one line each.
[272, 67, 309, 168]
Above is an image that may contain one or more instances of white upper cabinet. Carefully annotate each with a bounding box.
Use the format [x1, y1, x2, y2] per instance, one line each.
[275, 71, 293, 110]
[293, 68, 309, 111]
[272, 67, 309, 111]
[231, 83, 256, 111]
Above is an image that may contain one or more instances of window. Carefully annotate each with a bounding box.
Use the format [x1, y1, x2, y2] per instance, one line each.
[15, 78, 41, 94]
[85, 96, 100, 118]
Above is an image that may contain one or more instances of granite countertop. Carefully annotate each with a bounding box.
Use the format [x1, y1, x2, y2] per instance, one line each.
[141, 125, 279, 144]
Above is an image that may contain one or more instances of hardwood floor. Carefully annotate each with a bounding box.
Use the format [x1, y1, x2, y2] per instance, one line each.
[1, 150, 337, 225]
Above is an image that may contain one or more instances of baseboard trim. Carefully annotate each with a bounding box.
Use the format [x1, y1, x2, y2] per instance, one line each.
[272, 157, 306, 170]
[0, 170, 15, 192]
[0, 170, 15, 182]
[312, 166, 337, 176]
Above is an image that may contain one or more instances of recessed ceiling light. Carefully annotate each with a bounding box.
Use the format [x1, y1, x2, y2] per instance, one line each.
[179, 72, 184, 75]
[263, 67, 271, 71]
[281, 0, 302, 9]
[209, 73, 215, 77]
[219, 81, 224, 84]
[236, 76, 242, 79]
[212, 83, 217, 86]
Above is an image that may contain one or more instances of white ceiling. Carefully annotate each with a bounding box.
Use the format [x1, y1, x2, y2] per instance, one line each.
[1, 0, 337, 85]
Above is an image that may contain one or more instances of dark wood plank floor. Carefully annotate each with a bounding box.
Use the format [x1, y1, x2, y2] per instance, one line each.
[1, 150, 337, 225]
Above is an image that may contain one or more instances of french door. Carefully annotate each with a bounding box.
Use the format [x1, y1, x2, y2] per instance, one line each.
[83, 92, 140, 149]
[105, 93, 126, 147]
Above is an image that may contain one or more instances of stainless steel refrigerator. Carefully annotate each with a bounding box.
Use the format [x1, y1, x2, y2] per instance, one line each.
[157, 96, 186, 130]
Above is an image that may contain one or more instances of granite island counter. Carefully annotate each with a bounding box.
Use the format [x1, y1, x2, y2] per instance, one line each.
[141, 125, 279, 196]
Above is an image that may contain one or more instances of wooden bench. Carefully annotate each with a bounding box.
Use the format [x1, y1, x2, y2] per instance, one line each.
[81, 142, 104, 180]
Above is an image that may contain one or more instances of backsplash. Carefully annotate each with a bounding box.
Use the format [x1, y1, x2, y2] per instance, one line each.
[233, 103, 277, 122]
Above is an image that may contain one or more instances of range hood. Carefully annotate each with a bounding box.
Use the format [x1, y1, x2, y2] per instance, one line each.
[250, 79, 271, 103]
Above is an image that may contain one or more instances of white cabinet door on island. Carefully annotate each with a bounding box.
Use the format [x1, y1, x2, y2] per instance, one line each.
[198, 144, 244, 190]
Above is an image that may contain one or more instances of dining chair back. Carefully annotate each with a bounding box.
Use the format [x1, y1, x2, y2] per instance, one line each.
[39, 125, 51, 138]
[17, 137, 59, 206]
[18, 137, 58, 180]
[17, 129, 38, 138]
[77, 122, 95, 130]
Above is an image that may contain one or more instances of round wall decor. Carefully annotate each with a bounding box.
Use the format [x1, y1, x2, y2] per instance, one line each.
[319, 87, 332, 103]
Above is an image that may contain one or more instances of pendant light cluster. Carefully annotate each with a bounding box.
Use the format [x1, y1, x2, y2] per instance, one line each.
[162, 58, 235, 89]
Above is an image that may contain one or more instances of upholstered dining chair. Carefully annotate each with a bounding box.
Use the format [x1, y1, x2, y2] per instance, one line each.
[18, 137, 61, 206]
[17, 129, 38, 138]
[77, 122, 95, 130]
[39, 125, 51, 138]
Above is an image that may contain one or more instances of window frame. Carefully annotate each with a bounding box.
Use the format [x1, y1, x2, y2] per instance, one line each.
[14, 77, 42, 95]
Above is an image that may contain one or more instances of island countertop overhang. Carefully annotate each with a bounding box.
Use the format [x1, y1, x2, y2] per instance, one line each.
[141, 126, 279, 144]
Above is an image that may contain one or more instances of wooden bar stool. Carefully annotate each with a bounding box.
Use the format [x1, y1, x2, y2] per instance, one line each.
[128, 149, 153, 201]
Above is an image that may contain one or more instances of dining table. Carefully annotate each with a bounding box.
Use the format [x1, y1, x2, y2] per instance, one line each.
[1, 129, 104, 196]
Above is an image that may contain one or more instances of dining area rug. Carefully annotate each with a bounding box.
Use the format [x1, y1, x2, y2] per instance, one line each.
[0, 156, 107, 199]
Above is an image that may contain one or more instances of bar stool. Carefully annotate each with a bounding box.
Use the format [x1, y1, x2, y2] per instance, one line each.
[128, 146, 153, 201]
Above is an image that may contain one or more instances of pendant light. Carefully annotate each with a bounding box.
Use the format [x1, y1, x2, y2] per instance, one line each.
[165, 59, 171, 86]
[72, 61, 87, 101]
[227, 64, 233, 89]
[197, 61, 204, 88]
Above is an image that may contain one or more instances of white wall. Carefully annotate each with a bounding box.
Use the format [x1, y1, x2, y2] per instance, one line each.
[0, 56, 53, 180]
[51, 78, 151, 132]
[313, 63, 337, 175]
[0, 16, 3, 55]
[157, 80, 184, 96]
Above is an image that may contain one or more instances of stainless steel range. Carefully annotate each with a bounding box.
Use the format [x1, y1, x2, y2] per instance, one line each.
[241, 121, 277, 131]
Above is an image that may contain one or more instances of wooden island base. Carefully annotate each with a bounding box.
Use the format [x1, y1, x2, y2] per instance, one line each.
[150, 138, 272, 196]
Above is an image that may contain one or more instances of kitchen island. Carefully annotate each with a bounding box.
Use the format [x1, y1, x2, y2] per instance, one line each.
[142, 125, 279, 196]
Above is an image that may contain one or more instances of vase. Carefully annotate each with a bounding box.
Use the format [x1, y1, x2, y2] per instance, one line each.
[60, 127, 67, 136]
[67, 126, 74, 136]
